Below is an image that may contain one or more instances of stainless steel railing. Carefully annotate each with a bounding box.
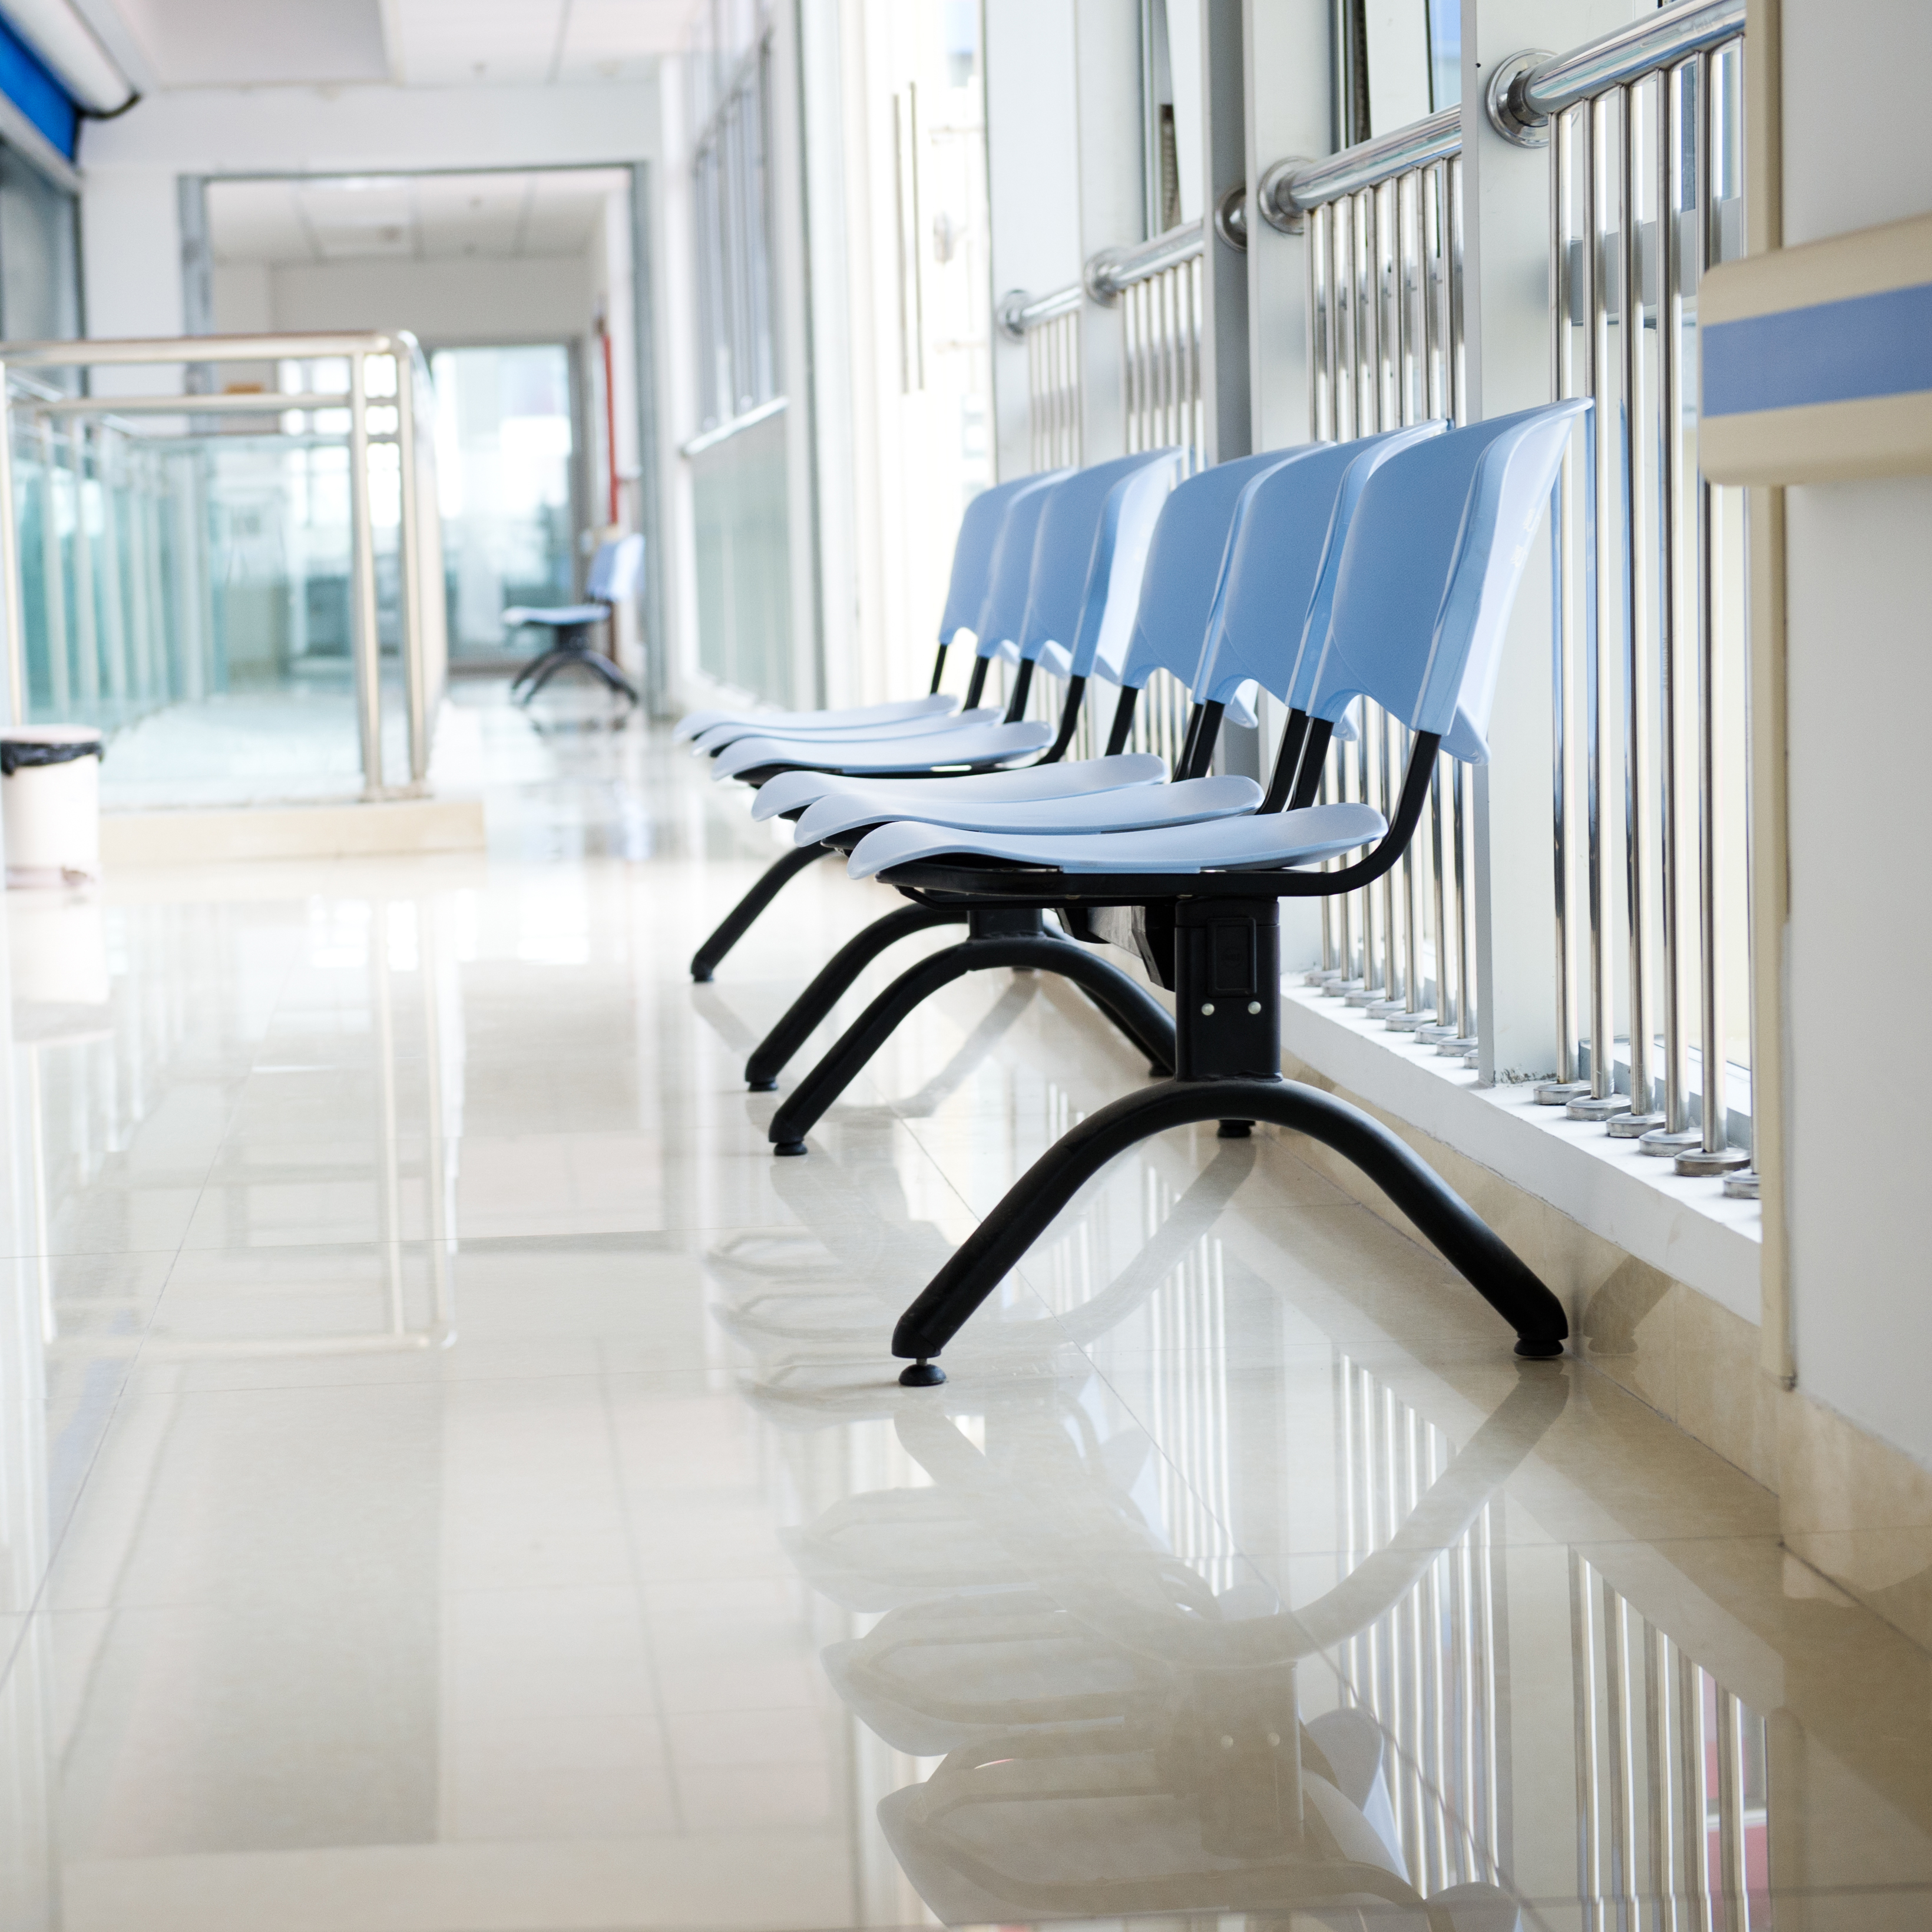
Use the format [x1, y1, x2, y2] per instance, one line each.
[998, 224, 1208, 773]
[1268, 114, 1474, 1060]
[0, 332, 447, 800]
[1514, 5, 1755, 1183]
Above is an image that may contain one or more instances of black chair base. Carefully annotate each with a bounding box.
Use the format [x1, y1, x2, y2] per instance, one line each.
[889, 896, 1568, 1382]
[746, 904, 970, 1087]
[511, 640, 640, 708]
[766, 907, 1177, 1152]
[691, 843, 833, 982]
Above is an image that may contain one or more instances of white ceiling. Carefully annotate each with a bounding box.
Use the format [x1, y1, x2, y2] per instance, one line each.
[207, 168, 633, 267]
[75, 0, 696, 92]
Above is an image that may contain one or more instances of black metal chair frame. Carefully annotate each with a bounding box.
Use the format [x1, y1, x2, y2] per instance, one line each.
[812, 711, 1570, 1381]
[508, 606, 640, 709]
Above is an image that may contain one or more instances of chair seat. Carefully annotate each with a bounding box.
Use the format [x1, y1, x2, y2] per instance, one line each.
[692, 707, 998, 755]
[712, 720, 1054, 780]
[673, 693, 958, 743]
[750, 753, 1167, 822]
[794, 772, 1261, 845]
[504, 603, 608, 627]
[848, 800, 1387, 878]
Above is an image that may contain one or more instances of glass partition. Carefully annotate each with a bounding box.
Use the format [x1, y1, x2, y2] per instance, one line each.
[0, 334, 446, 808]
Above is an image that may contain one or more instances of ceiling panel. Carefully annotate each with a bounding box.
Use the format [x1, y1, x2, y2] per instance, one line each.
[206, 168, 631, 267]
[297, 178, 416, 259]
[552, 0, 693, 83]
[207, 179, 313, 266]
[389, 0, 564, 87]
[114, 0, 390, 87]
[413, 173, 531, 260]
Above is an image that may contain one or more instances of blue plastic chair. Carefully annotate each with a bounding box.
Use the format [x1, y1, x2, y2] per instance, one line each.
[673, 474, 1048, 746]
[749, 426, 1440, 1115]
[507, 532, 646, 707]
[826, 401, 1588, 1382]
[686, 455, 1178, 981]
[735, 446, 1347, 1090]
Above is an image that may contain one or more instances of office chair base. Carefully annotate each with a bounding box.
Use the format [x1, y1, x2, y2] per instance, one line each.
[767, 908, 1177, 1152]
[512, 641, 640, 707]
[690, 843, 833, 982]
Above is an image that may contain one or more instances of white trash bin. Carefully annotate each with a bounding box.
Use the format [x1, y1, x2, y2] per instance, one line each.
[3, 725, 105, 886]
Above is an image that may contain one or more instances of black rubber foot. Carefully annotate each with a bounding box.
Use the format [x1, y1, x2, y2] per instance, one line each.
[898, 1359, 947, 1387]
[1217, 1120, 1253, 1138]
[690, 966, 714, 984]
[747, 1079, 777, 1093]
[1514, 1337, 1566, 1359]
[773, 1140, 808, 1157]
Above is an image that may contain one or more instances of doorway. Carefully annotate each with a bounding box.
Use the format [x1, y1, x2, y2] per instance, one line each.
[430, 343, 580, 662]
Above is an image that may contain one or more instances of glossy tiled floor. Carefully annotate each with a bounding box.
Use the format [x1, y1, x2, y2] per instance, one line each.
[2, 690, 1928, 1931]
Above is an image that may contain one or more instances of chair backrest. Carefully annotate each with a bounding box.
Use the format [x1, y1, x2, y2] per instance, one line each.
[970, 471, 1070, 660]
[1110, 449, 1311, 693]
[585, 532, 645, 603]
[1308, 399, 1590, 758]
[938, 474, 1053, 645]
[1014, 448, 1183, 675]
[1195, 425, 1445, 710]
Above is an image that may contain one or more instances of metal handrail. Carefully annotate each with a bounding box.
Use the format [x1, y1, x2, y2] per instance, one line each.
[995, 284, 1080, 341]
[1486, 0, 1746, 144]
[1258, 107, 1461, 230]
[997, 219, 1206, 338]
[0, 330, 444, 799]
[1087, 218, 1206, 300]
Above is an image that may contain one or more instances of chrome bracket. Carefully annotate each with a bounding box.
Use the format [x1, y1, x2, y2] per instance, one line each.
[1213, 183, 1249, 252]
[1256, 157, 1312, 235]
[994, 289, 1031, 341]
[1484, 49, 1554, 149]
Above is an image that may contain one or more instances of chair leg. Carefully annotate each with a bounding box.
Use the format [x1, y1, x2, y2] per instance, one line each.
[767, 934, 1177, 1154]
[690, 843, 833, 982]
[746, 904, 968, 1089]
[889, 1074, 1569, 1382]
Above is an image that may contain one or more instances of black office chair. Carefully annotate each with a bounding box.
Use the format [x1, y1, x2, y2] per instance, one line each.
[506, 532, 644, 707]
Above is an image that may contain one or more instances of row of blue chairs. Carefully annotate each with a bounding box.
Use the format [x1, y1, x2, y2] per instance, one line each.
[680, 406, 1587, 1384]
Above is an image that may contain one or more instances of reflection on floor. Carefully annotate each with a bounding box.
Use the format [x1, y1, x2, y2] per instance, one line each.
[1, 690, 1927, 1931]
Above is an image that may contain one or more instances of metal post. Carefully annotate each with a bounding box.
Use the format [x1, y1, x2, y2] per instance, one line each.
[1676, 47, 1748, 1177]
[1612, 79, 1665, 1137]
[393, 348, 429, 788]
[1537, 108, 1590, 1103]
[37, 419, 69, 714]
[1642, 57, 1702, 1159]
[1571, 95, 1632, 1122]
[68, 425, 98, 706]
[1421, 752, 1458, 1041]
[348, 350, 385, 798]
[0, 362, 22, 724]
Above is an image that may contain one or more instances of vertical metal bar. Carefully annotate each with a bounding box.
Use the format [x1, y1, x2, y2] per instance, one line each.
[348, 349, 385, 796]
[395, 347, 429, 787]
[1572, 94, 1631, 1122]
[38, 419, 70, 713]
[1678, 45, 1749, 1178]
[1613, 80, 1663, 1135]
[1572, 1552, 1602, 1922]
[1604, 1580, 1637, 1914]
[1537, 102, 1588, 1102]
[95, 426, 130, 703]
[1716, 1687, 1746, 1926]
[69, 426, 98, 706]
[0, 362, 24, 723]
[1643, 58, 1701, 1157]
[1450, 754, 1478, 1054]
[1448, 156, 1468, 424]
[1421, 752, 1456, 1038]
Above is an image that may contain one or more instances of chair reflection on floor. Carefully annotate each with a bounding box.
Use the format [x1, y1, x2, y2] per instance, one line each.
[776, 1356, 1566, 1929]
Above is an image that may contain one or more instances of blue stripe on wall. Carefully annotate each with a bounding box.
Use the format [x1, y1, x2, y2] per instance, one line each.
[1703, 282, 1932, 417]
[0, 11, 75, 160]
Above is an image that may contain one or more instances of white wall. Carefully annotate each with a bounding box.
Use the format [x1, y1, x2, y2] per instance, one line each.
[1778, 0, 1932, 1465]
[220, 256, 596, 343]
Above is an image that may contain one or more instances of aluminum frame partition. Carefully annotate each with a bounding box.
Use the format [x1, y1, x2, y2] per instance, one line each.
[0, 331, 446, 800]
